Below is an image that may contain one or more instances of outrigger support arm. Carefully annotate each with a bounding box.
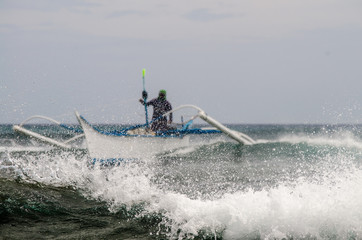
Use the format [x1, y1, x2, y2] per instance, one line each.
[13, 125, 72, 149]
[163, 105, 255, 145]
[13, 115, 84, 149]
[197, 111, 255, 145]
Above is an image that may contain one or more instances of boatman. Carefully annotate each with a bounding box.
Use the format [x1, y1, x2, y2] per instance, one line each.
[139, 89, 173, 132]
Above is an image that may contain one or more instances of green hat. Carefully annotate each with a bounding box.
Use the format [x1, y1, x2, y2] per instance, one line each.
[159, 89, 166, 100]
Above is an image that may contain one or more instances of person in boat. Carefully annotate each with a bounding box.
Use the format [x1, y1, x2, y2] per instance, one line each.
[139, 89, 173, 132]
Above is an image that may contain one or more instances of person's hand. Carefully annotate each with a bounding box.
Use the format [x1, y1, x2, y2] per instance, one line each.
[168, 120, 172, 124]
[139, 99, 144, 104]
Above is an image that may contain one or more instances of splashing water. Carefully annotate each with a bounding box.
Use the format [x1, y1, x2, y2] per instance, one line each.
[1, 124, 362, 239]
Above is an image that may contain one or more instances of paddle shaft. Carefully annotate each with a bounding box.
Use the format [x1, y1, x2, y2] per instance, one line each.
[142, 69, 149, 127]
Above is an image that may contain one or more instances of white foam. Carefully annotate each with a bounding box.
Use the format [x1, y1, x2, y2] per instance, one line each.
[86, 160, 161, 206]
[79, 156, 361, 239]
[0, 146, 53, 153]
[3, 148, 362, 239]
[6, 151, 91, 187]
[276, 131, 362, 150]
[141, 168, 362, 239]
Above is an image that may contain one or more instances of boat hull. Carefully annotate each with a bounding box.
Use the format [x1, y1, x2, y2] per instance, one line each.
[76, 113, 189, 160]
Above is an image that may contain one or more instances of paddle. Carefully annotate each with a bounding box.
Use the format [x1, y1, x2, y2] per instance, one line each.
[142, 68, 149, 127]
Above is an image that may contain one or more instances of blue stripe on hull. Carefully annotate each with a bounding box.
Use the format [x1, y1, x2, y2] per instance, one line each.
[91, 158, 138, 166]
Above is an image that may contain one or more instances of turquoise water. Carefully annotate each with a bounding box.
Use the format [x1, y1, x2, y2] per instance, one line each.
[1, 124, 362, 239]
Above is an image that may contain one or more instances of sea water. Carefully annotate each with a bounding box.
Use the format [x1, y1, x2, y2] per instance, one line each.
[0, 124, 361, 239]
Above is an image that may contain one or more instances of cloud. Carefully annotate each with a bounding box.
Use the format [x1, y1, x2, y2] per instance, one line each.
[107, 10, 148, 19]
[184, 8, 234, 22]
[0, 0, 99, 12]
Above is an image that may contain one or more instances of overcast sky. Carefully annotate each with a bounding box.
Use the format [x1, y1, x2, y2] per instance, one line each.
[1, 0, 361, 124]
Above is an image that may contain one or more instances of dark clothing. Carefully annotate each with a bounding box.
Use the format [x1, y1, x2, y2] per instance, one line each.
[142, 98, 172, 131]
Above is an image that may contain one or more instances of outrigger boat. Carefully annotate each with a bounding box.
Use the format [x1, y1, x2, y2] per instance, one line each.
[76, 105, 255, 162]
[13, 105, 255, 164]
[13, 70, 255, 164]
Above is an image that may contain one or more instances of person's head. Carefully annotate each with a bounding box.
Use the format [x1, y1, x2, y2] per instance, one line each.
[158, 89, 166, 100]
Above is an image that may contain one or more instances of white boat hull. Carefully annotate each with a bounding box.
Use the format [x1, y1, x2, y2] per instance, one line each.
[76, 112, 189, 160]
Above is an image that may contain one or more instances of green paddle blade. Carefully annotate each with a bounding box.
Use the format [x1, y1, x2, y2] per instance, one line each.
[142, 68, 146, 78]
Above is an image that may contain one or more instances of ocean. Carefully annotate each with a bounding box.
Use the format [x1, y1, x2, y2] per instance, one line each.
[1, 123, 361, 239]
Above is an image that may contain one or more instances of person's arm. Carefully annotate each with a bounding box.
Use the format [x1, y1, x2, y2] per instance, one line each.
[139, 99, 154, 106]
[167, 102, 173, 123]
[168, 112, 173, 124]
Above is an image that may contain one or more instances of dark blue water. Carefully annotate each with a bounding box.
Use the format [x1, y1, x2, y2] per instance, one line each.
[1, 124, 362, 239]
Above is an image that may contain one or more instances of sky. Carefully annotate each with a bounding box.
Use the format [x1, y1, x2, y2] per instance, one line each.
[1, 0, 362, 124]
